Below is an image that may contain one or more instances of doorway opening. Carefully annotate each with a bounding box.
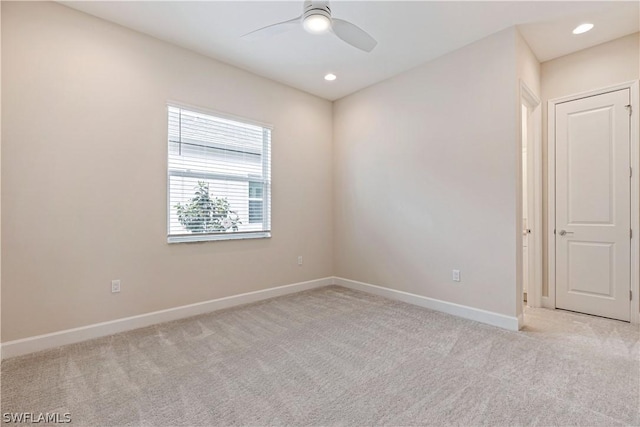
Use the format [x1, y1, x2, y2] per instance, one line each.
[520, 82, 542, 317]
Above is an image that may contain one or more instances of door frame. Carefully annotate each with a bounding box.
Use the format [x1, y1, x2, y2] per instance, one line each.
[520, 81, 542, 309]
[547, 80, 639, 324]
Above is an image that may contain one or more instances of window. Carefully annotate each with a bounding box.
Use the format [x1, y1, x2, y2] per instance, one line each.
[248, 180, 264, 224]
[167, 105, 271, 243]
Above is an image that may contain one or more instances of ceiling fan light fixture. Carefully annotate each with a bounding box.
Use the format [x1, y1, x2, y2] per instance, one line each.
[572, 23, 594, 35]
[242, 0, 377, 52]
[303, 14, 331, 34]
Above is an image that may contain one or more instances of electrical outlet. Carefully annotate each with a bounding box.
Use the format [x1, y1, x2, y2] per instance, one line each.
[297, 256, 303, 266]
[111, 279, 121, 293]
[452, 270, 461, 282]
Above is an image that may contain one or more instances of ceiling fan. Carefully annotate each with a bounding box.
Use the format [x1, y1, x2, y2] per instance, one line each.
[242, 0, 377, 53]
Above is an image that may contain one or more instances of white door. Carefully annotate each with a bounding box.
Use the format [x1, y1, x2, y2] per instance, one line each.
[555, 89, 631, 321]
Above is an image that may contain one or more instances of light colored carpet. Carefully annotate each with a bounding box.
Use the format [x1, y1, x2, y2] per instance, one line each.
[1, 285, 639, 426]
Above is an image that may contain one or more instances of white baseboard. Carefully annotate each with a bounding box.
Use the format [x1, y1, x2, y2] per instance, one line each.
[334, 277, 520, 331]
[2, 276, 521, 359]
[1, 277, 333, 360]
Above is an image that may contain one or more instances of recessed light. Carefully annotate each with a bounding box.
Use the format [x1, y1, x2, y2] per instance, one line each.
[572, 23, 594, 35]
[324, 73, 337, 81]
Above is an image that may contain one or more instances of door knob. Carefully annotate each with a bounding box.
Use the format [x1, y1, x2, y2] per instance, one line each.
[559, 230, 574, 236]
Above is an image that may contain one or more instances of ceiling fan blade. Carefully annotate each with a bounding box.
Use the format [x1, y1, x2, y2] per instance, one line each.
[331, 18, 377, 52]
[242, 16, 301, 41]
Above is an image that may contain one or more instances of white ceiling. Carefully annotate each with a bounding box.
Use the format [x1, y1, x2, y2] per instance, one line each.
[61, 1, 639, 101]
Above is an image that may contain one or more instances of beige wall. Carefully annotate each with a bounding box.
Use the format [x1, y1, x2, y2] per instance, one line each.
[517, 31, 541, 98]
[540, 33, 640, 296]
[1, 2, 334, 341]
[542, 33, 639, 101]
[333, 28, 520, 317]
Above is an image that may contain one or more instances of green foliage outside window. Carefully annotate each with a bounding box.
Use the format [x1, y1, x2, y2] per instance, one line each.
[175, 181, 241, 233]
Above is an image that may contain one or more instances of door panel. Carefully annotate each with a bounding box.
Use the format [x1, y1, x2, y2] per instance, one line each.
[555, 89, 630, 321]
[567, 242, 613, 297]
[567, 106, 614, 225]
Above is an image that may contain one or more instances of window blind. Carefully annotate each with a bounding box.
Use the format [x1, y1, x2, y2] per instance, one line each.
[167, 105, 271, 243]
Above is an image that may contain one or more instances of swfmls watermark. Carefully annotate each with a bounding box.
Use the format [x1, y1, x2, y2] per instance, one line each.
[2, 413, 71, 424]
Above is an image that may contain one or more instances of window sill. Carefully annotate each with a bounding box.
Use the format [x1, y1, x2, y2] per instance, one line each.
[167, 231, 271, 244]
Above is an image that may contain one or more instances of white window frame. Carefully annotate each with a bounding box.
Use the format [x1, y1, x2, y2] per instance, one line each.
[166, 102, 272, 244]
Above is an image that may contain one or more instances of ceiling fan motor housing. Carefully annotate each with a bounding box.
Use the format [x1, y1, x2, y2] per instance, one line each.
[303, 0, 331, 21]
